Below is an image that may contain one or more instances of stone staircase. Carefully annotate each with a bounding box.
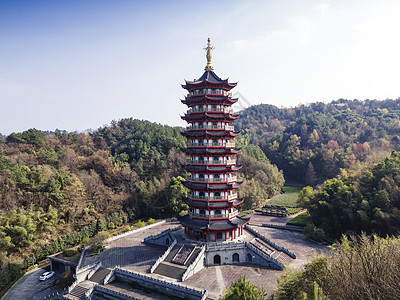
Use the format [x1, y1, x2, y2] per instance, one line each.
[153, 262, 187, 279]
[272, 251, 292, 265]
[69, 285, 89, 299]
[153, 244, 203, 280]
[251, 238, 293, 266]
[88, 267, 112, 284]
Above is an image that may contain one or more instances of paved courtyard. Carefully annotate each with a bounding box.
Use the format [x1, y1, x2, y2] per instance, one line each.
[80, 221, 181, 269]
[4, 215, 327, 300]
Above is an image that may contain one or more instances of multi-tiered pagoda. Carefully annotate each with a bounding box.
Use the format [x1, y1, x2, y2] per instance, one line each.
[179, 38, 249, 242]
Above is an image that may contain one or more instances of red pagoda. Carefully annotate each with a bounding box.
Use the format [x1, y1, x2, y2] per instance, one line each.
[179, 38, 249, 242]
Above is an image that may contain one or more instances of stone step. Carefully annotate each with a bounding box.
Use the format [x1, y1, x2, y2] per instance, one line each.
[69, 285, 89, 298]
[89, 267, 112, 284]
[153, 262, 187, 279]
[164, 244, 182, 262]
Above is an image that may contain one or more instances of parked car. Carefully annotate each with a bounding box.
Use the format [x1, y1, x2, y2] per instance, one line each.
[39, 271, 55, 281]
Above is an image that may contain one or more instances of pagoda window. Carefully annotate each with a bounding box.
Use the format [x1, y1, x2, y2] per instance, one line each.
[216, 232, 223, 240]
[215, 192, 221, 197]
[199, 192, 205, 196]
[215, 210, 222, 215]
[200, 209, 206, 215]
[213, 157, 219, 161]
[214, 174, 220, 178]
[212, 121, 218, 127]
[212, 139, 218, 146]
[227, 191, 231, 195]
[199, 157, 204, 161]
[199, 174, 205, 179]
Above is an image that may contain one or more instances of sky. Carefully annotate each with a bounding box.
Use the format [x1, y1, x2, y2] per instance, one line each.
[1, 0, 400, 135]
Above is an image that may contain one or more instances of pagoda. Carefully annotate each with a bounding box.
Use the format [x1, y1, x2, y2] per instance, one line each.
[179, 38, 249, 242]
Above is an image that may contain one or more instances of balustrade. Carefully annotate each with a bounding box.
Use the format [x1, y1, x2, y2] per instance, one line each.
[187, 176, 237, 183]
[189, 142, 235, 147]
[186, 159, 236, 165]
[188, 193, 238, 201]
[189, 211, 238, 219]
[186, 124, 234, 130]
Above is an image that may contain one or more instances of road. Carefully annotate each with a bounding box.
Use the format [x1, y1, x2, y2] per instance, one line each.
[1, 267, 61, 300]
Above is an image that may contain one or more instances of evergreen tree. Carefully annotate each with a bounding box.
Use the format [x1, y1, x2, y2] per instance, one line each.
[305, 162, 317, 186]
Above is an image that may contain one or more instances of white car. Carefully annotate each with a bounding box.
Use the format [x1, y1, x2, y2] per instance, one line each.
[39, 271, 55, 281]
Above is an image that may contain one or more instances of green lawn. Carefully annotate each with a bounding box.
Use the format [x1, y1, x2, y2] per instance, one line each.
[287, 212, 312, 226]
[266, 181, 304, 208]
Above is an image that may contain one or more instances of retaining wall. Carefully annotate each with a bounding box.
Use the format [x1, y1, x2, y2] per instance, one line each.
[114, 268, 207, 300]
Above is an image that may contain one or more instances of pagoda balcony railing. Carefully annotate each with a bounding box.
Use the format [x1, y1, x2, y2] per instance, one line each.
[186, 159, 236, 165]
[187, 176, 237, 183]
[189, 142, 235, 148]
[187, 107, 234, 114]
[188, 194, 238, 201]
[189, 211, 238, 219]
[187, 124, 234, 131]
[188, 91, 232, 97]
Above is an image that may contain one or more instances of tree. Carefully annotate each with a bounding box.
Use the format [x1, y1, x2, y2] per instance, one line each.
[305, 162, 317, 186]
[220, 276, 266, 300]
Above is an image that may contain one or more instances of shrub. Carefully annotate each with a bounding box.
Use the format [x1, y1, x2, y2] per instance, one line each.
[63, 249, 78, 257]
[54, 272, 74, 290]
[148, 218, 156, 224]
[123, 225, 131, 232]
[134, 221, 145, 228]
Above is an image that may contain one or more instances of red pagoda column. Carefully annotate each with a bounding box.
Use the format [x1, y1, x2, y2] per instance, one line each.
[178, 38, 250, 242]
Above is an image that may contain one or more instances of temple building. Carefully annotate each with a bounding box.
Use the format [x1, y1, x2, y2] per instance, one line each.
[179, 38, 250, 242]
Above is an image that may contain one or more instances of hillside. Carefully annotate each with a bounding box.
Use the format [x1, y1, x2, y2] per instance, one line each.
[234, 98, 400, 184]
[0, 118, 283, 291]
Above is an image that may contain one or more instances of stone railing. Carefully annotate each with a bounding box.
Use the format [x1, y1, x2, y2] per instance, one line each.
[86, 261, 102, 280]
[188, 194, 237, 201]
[205, 242, 246, 250]
[245, 242, 284, 270]
[76, 261, 99, 275]
[187, 176, 237, 182]
[93, 285, 140, 299]
[262, 223, 304, 232]
[75, 246, 86, 271]
[105, 220, 166, 243]
[181, 246, 206, 281]
[82, 285, 95, 300]
[186, 160, 236, 166]
[143, 226, 180, 244]
[245, 225, 296, 259]
[189, 142, 235, 148]
[103, 268, 115, 285]
[114, 268, 207, 300]
[189, 211, 238, 219]
[150, 238, 177, 273]
[43, 291, 70, 299]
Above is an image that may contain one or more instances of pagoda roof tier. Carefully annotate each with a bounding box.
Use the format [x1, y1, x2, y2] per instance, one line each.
[183, 148, 241, 156]
[181, 97, 238, 107]
[182, 113, 239, 122]
[184, 198, 244, 209]
[183, 181, 242, 192]
[178, 214, 249, 231]
[182, 71, 237, 91]
[183, 165, 242, 174]
[182, 131, 240, 139]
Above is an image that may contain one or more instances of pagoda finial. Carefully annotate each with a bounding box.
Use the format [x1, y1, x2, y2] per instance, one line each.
[204, 38, 215, 71]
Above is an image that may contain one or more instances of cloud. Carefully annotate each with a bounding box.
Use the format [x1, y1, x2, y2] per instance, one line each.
[314, 3, 330, 15]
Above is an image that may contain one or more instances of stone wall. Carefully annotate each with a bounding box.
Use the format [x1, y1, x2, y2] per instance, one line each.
[114, 268, 207, 300]
[204, 242, 282, 269]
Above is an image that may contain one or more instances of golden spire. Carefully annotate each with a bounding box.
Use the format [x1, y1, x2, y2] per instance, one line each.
[204, 37, 215, 71]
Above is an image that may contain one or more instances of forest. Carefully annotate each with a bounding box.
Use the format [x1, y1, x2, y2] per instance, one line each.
[0, 118, 283, 291]
[234, 99, 400, 184]
[2, 97, 400, 297]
